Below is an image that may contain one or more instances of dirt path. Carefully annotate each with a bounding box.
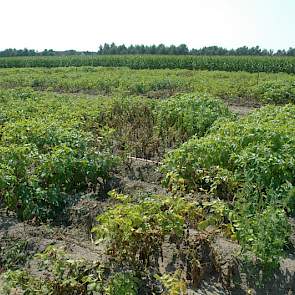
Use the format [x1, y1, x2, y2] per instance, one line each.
[228, 104, 257, 116]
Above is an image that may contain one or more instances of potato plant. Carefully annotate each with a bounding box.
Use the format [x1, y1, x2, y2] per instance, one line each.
[253, 80, 295, 104]
[156, 93, 235, 146]
[102, 94, 233, 158]
[92, 192, 197, 268]
[1, 246, 141, 294]
[0, 102, 119, 220]
[1, 246, 104, 294]
[161, 104, 295, 267]
[0, 144, 118, 220]
[231, 206, 290, 269]
[162, 104, 295, 201]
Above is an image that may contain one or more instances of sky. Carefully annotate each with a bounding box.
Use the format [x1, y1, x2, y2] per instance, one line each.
[0, 0, 294, 51]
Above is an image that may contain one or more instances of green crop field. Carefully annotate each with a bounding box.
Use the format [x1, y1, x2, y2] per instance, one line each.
[0, 54, 295, 73]
[0, 57, 295, 294]
[0, 66, 295, 104]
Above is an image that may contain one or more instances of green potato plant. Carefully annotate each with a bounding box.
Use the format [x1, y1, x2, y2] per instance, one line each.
[161, 104, 295, 268]
[92, 193, 197, 268]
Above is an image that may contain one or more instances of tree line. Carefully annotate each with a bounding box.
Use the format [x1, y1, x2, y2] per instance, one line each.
[1, 44, 295, 57]
[98, 44, 295, 56]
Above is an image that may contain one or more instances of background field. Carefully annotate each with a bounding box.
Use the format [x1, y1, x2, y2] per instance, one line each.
[0, 55, 295, 73]
[1, 66, 295, 105]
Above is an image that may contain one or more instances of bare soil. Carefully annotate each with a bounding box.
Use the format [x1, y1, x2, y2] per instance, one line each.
[228, 104, 257, 116]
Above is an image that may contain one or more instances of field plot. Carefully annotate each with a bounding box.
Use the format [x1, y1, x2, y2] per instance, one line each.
[0, 55, 295, 74]
[0, 67, 295, 104]
[0, 62, 295, 294]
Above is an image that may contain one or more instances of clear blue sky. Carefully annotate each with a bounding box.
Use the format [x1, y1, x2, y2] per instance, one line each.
[0, 0, 294, 51]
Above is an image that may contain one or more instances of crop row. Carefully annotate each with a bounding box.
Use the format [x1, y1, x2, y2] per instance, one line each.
[1, 67, 295, 104]
[0, 55, 295, 73]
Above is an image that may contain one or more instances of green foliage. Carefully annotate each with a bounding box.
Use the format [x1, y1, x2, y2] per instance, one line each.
[2, 269, 52, 295]
[0, 94, 119, 220]
[154, 270, 187, 295]
[1, 118, 91, 152]
[1, 55, 295, 74]
[1, 246, 104, 294]
[161, 105, 295, 267]
[105, 272, 140, 295]
[254, 80, 295, 104]
[92, 192, 196, 267]
[1, 85, 231, 220]
[1, 62, 294, 286]
[231, 206, 291, 269]
[0, 239, 30, 271]
[162, 105, 295, 201]
[1, 246, 145, 295]
[156, 93, 235, 145]
[0, 142, 118, 220]
[1, 67, 295, 105]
